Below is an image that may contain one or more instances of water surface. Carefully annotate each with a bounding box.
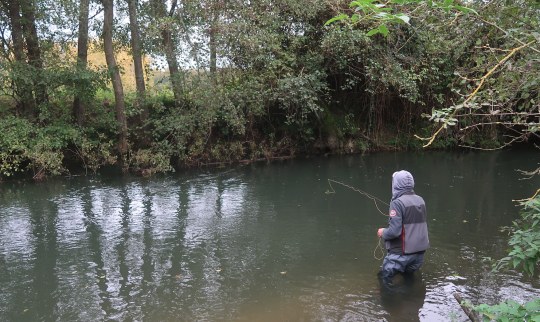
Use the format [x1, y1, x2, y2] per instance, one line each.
[1, 150, 539, 321]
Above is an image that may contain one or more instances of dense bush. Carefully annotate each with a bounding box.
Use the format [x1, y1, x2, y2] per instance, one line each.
[1, 0, 539, 179]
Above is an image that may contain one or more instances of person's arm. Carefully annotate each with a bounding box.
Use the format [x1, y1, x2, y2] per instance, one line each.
[381, 200, 404, 240]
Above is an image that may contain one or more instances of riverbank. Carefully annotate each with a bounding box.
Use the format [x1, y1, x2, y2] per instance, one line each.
[0, 110, 533, 181]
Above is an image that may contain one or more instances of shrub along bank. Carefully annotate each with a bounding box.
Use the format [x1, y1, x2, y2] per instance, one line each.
[1, 0, 539, 180]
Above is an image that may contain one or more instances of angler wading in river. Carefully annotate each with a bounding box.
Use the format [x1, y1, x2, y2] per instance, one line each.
[377, 170, 430, 289]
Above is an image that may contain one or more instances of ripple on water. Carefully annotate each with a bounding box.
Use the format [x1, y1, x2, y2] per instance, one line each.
[0, 151, 539, 321]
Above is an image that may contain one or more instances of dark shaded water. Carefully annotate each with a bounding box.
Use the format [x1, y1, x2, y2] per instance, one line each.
[1, 150, 539, 321]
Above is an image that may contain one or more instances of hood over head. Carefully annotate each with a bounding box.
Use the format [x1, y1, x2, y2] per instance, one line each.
[392, 170, 415, 200]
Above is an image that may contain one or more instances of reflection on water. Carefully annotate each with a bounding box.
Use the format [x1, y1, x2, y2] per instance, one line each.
[0, 150, 539, 321]
[380, 272, 427, 322]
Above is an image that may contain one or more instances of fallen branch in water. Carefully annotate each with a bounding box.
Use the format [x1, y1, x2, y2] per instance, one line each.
[453, 293, 481, 322]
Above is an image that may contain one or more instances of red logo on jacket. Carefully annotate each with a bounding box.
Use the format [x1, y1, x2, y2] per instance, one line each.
[389, 210, 397, 217]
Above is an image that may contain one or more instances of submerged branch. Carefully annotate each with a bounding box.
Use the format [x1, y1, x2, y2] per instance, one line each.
[453, 294, 481, 322]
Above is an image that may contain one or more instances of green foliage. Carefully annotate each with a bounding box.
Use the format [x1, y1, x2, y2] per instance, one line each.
[0, 117, 34, 178]
[272, 72, 326, 133]
[479, 139, 501, 149]
[489, 196, 540, 276]
[25, 137, 68, 180]
[72, 132, 117, 176]
[357, 139, 369, 151]
[448, 312, 459, 322]
[326, 0, 540, 148]
[0, 116, 121, 179]
[123, 147, 173, 176]
[421, 0, 539, 145]
[335, 113, 363, 136]
[0, 117, 75, 179]
[208, 141, 246, 163]
[463, 298, 540, 322]
[326, 0, 476, 38]
[2, 0, 540, 180]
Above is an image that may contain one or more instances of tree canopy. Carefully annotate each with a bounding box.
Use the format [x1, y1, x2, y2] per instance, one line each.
[0, 0, 539, 178]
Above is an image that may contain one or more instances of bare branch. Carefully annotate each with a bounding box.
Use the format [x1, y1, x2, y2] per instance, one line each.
[460, 121, 540, 131]
[455, 113, 540, 117]
[517, 168, 540, 180]
[89, 8, 103, 21]
[415, 40, 537, 147]
[458, 135, 523, 151]
[472, 15, 540, 54]
[169, 0, 177, 17]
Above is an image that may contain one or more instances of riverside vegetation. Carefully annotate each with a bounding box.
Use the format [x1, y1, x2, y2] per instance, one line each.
[1, 1, 540, 320]
[1, 0, 540, 179]
[465, 195, 540, 321]
[329, 2, 540, 320]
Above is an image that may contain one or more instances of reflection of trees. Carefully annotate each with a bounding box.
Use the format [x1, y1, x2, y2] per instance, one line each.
[28, 198, 59, 321]
[0, 209, 32, 320]
[140, 185, 156, 318]
[116, 186, 134, 316]
[82, 187, 113, 317]
[164, 182, 188, 319]
[216, 175, 224, 218]
[382, 273, 427, 322]
[1, 152, 539, 320]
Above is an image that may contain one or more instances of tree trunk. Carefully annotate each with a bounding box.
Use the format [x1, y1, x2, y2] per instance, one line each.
[127, 0, 145, 100]
[6, 0, 33, 117]
[163, 29, 181, 105]
[103, 0, 128, 153]
[20, 0, 47, 111]
[165, 29, 181, 106]
[210, 28, 217, 73]
[127, 0, 149, 145]
[6, 0, 23, 62]
[153, 0, 181, 106]
[209, 13, 217, 75]
[73, 0, 89, 127]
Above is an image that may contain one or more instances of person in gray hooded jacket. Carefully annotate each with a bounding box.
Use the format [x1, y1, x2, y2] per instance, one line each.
[377, 170, 429, 285]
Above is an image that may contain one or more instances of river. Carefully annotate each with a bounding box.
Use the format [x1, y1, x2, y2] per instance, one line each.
[0, 149, 539, 321]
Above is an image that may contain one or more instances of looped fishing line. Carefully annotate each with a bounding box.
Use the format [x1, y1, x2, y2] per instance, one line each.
[325, 179, 389, 260]
[374, 238, 385, 261]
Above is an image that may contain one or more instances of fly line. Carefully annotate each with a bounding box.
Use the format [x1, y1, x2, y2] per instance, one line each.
[325, 179, 389, 260]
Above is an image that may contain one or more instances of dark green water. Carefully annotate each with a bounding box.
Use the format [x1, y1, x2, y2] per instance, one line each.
[1, 150, 539, 321]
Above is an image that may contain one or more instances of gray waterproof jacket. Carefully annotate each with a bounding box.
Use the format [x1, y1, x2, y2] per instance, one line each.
[382, 171, 430, 255]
